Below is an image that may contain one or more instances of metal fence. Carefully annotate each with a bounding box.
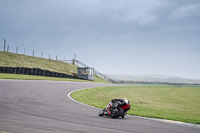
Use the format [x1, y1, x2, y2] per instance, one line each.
[1, 39, 61, 60]
[1, 39, 118, 84]
[60, 60, 119, 84]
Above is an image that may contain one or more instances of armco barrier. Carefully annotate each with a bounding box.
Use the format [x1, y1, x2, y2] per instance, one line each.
[0, 66, 79, 80]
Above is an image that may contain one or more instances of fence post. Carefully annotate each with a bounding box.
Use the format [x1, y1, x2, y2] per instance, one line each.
[41, 52, 43, 58]
[3, 39, 6, 51]
[24, 48, 25, 55]
[49, 54, 50, 59]
[73, 54, 76, 65]
[16, 47, 18, 54]
[7, 45, 9, 52]
[33, 50, 34, 57]
[56, 55, 57, 61]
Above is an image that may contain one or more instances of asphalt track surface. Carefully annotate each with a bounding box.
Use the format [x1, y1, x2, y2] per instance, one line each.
[0, 80, 199, 133]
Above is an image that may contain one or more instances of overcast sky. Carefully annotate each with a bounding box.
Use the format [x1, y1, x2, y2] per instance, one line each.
[0, 0, 200, 79]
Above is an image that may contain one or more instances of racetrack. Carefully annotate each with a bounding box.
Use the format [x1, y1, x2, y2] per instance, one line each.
[0, 80, 199, 133]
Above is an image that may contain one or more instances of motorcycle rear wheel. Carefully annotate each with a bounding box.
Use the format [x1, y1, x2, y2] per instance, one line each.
[111, 108, 124, 118]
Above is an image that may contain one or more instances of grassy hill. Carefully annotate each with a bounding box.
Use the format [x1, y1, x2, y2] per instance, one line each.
[0, 51, 109, 83]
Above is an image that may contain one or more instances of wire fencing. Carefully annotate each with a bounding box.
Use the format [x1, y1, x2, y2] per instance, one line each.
[1, 39, 64, 61]
[61, 60, 119, 84]
[1, 39, 118, 84]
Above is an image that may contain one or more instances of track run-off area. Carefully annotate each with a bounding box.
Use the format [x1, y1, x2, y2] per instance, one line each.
[0, 80, 199, 133]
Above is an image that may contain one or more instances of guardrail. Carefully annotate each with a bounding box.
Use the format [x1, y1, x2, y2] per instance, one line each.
[60, 60, 119, 84]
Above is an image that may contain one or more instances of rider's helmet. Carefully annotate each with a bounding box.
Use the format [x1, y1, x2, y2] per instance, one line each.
[123, 97, 129, 104]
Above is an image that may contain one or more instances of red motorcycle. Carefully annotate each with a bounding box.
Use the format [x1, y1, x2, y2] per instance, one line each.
[99, 101, 131, 118]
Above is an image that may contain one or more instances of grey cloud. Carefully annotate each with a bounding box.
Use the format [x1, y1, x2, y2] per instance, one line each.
[0, 0, 200, 78]
[169, 3, 200, 19]
[94, 0, 171, 25]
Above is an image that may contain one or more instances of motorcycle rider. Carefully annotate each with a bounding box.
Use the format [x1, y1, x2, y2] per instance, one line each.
[104, 97, 129, 115]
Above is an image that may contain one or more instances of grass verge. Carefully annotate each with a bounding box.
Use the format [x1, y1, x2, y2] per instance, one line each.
[0, 73, 110, 83]
[0, 51, 111, 83]
[71, 86, 200, 124]
[0, 51, 77, 75]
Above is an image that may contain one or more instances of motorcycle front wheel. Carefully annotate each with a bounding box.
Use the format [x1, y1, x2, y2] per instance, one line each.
[99, 109, 105, 116]
[111, 108, 124, 118]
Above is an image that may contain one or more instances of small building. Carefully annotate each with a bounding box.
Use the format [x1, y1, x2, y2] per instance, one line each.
[77, 67, 94, 81]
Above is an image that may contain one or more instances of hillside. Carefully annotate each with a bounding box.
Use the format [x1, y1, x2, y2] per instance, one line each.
[0, 51, 109, 83]
[0, 51, 77, 75]
[108, 74, 200, 84]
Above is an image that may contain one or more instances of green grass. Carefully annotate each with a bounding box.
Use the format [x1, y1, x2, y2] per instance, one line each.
[0, 51, 77, 75]
[0, 51, 110, 83]
[0, 73, 110, 83]
[0, 73, 88, 82]
[123, 82, 200, 87]
[71, 86, 200, 124]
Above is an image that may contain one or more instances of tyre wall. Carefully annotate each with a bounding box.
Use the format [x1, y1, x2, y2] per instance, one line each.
[0, 66, 84, 80]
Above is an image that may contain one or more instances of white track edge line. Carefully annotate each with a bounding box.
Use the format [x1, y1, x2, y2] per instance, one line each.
[68, 88, 100, 110]
[67, 89, 200, 128]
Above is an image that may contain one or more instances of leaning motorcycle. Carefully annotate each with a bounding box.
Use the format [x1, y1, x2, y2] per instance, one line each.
[99, 101, 131, 118]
